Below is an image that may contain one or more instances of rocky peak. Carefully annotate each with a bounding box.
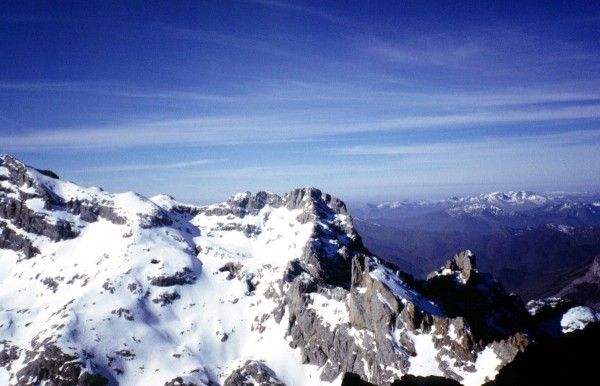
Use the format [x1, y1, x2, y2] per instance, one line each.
[427, 250, 476, 283]
[284, 187, 349, 216]
[284, 188, 365, 288]
[0, 154, 57, 204]
[423, 251, 529, 344]
[3, 155, 599, 386]
[226, 191, 284, 216]
[0, 156, 78, 257]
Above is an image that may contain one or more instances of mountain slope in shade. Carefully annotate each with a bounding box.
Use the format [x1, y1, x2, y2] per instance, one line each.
[351, 191, 600, 301]
[555, 255, 600, 309]
[1, 154, 599, 386]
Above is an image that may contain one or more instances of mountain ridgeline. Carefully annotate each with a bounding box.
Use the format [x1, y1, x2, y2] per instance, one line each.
[0, 154, 598, 386]
[351, 192, 600, 301]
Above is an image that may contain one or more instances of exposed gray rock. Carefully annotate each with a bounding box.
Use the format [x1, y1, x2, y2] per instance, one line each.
[227, 191, 284, 215]
[224, 360, 285, 386]
[219, 261, 243, 280]
[77, 371, 111, 386]
[282, 255, 411, 384]
[284, 187, 348, 216]
[0, 196, 78, 244]
[14, 339, 109, 386]
[152, 291, 181, 306]
[201, 191, 284, 218]
[164, 368, 218, 386]
[215, 222, 262, 237]
[0, 340, 20, 369]
[281, 249, 536, 384]
[149, 267, 197, 287]
[0, 223, 40, 258]
[111, 308, 134, 321]
[164, 376, 199, 386]
[427, 250, 476, 282]
[65, 198, 127, 225]
[423, 251, 529, 344]
[489, 332, 529, 365]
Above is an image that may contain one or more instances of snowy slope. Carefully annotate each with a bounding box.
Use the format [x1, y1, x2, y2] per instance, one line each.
[1, 155, 599, 386]
[0, 156, 341, 385]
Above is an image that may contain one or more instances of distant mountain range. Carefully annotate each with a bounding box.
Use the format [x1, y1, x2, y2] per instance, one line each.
[1, 154, 599, 386]
[352, 191, 600, 230]
[350, 191, 600, 302]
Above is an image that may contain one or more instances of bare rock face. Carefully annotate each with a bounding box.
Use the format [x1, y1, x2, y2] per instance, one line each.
[65, 197, 127, 225]
[0, 156, 79, 258]
[285, 187, 364, 288]
[13, 340, 109, 386]
[0, 155, 134, 259]
[2, 155, 598, 386]
[283, 248, 536, 385]
[0, 225, 40, 258]
[164, 376, 199, 386]
[149, 267, 197, 287]
[200, 191, 284, 218]
[224, 360, 285, 386]
[424, 251, 530, 344]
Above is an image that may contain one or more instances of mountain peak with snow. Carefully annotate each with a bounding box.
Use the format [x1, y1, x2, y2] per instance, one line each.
[1, 155, 599, 386]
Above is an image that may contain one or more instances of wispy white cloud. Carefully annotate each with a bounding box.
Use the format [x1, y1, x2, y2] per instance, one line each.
[0, 81, 243, 104]
[3, 78, 599, 114]
[331, 129, 600, 156]
[66, 159, 228, 174]
[247, 0, 349, 25]
[4, 101, 600, 152]
[0, 81, 84, 92]
[326, 129, 600, 200]
[364, 36, 483, 70]
[358, 23, 600, 82]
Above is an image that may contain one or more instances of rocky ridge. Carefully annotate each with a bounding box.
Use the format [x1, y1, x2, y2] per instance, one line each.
[1, 155, 599, 386]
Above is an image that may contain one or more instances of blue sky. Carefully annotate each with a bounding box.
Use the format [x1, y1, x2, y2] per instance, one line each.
[1, 1, 600, 204]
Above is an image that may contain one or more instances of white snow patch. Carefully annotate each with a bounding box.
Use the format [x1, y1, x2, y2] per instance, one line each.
[24, 197, 46, 211]
[0, 367, 9, 385]
[453, 346, 502, 386]
[561, 306, 600, 333]
[308, 293, 349, 329]
[448, 324, 457, 341]
[404, 330, 443, 377]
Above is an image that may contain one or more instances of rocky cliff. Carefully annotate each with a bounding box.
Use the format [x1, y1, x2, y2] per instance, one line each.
[1, 155, 598, 386]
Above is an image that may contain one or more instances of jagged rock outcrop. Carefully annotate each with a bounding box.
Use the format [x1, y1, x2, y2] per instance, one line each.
[0, 155, 179, 260]
[484, 323, 600, 386]
[2, 155, 599, 386]
[149, 267, 197, 287]
[282, 247, 537, 385]
[0, 155, 79, 257]
[423, 251, 530, 344]
[14, 340, 109, 386]
[224, 360, 285, 386]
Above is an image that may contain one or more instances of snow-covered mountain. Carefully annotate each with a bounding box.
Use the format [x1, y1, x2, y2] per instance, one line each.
[355, 191, 600, 227]
[1, 154, 598, 386]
